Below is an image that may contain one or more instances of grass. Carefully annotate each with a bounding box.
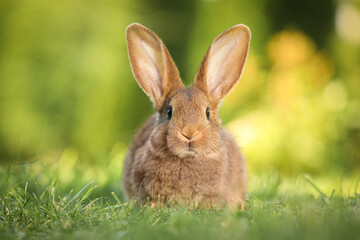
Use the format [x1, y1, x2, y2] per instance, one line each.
[0, 167, 360, 240]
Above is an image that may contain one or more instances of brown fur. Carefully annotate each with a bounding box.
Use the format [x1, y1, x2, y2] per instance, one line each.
[123, 23, 251, 209]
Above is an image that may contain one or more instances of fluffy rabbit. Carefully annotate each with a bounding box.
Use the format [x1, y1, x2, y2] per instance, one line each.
[123, 23, 251, 209]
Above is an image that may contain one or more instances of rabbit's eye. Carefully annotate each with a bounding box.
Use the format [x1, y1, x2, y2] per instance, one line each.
[206, 107, 210, 120]
[167, 106, 172, 120]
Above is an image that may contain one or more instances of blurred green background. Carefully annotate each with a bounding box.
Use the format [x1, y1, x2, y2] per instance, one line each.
[0, 0, 359, 188]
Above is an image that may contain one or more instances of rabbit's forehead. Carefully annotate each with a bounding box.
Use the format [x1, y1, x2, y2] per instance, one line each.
[170, 88, 209, 110]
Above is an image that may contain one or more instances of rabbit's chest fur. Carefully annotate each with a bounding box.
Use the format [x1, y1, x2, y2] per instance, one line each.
[141, 151, 228, 205]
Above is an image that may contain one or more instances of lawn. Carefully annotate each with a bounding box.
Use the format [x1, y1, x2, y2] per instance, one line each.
[1, 165, 359, 240]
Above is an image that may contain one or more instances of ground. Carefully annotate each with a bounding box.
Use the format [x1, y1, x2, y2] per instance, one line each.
[0, 168, 359, 240]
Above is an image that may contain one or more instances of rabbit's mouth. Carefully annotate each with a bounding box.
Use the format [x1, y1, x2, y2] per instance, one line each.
[185, 147, 197, 155]
[174, 146, 198, 158]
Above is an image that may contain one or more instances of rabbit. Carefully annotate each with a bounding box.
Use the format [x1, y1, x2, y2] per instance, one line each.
[123, 23, 251, 210]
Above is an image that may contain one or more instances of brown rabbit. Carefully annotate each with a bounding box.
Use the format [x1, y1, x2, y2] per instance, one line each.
[123, 23, 251, 209]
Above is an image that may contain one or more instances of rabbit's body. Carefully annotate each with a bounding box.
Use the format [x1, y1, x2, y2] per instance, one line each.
[123, 23, 251, 209]
[123, 88, 247, 207]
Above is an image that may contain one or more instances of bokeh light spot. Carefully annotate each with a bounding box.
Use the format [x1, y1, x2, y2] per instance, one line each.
[322, 81, 348, 111]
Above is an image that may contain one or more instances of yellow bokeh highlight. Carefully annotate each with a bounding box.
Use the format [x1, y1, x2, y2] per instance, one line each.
[322, 81, 348, 111]
[268, 30, 315, 69]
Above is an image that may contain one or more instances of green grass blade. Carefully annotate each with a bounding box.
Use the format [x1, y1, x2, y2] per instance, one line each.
[63, 180, 94, 210]
[304, 174, 329, 204]
[111, 192, 121, 205]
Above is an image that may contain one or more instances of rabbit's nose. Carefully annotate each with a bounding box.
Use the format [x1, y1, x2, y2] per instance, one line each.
[180, 126, 201, 142]
[181, 132, 196, 141]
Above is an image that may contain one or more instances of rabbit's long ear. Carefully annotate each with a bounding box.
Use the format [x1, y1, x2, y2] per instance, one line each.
[193, 24, 251, 105]
[126, 23, 183, 110]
